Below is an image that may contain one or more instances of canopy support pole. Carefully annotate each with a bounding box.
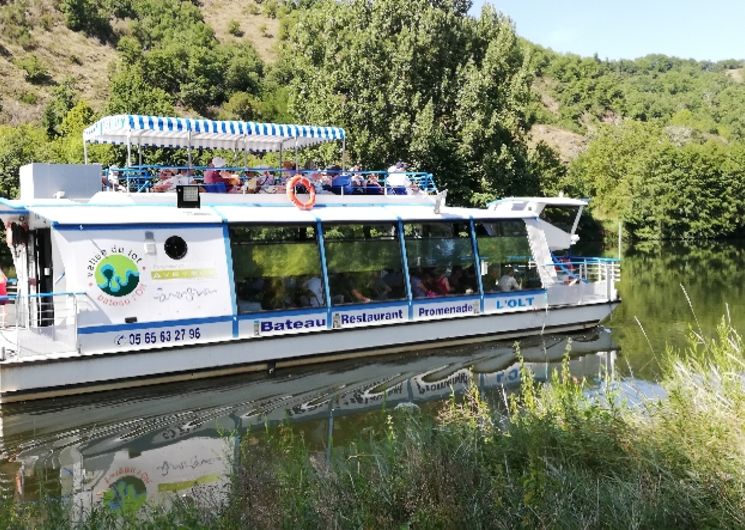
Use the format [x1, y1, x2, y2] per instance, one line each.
[279, 143, 283, 170]
[187, 131, 193, 168]
[294, 136, 299, 171]
[138, 142, 142, 167]
[341, 138, 346, 171]
[126, 134, 132, 167]
[243, 136, 248, 169]
[83, 141, 88, 164]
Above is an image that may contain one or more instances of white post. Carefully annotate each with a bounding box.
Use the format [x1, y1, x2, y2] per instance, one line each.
[126, 135, 132, 167]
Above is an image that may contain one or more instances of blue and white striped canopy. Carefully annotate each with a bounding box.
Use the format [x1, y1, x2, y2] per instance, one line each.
[83, 115, 346, 152]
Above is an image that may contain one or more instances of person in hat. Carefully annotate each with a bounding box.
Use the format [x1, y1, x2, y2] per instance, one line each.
[204, 157, 225, 185]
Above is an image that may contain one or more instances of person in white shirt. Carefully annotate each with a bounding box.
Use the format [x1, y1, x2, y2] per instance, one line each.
[153, 169, 194, 192]
[498, 268, 521, 291]
[386, 161, 411, 192]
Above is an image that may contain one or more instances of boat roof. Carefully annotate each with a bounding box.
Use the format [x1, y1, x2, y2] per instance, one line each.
[83, 115, 346, 152]
[10, 193, 538, 228]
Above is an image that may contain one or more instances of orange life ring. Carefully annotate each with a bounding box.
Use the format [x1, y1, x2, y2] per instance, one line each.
[286, 175, 316, 210]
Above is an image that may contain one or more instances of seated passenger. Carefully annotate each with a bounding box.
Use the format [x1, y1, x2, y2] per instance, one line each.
[153, 168, 194, 192]
[432, 268, 452, 295]
[330, 172, 352, 195]
[483, 265, 501, 293]
[448, 265, 465, 293]
[301, 276, 324, 307]
[498, 267, 521, 292]
[410, 270, 435, 298]
[350, 174, 366, 194]
[365, 174, 383, 195]
[331, 272, 370, 304]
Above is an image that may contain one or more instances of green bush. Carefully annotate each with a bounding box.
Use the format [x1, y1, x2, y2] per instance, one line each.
[227, 19, 243, 37]
[14, 55, 50, 84]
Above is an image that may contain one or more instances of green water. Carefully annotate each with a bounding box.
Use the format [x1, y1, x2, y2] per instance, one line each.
[607, 239, 745, 379]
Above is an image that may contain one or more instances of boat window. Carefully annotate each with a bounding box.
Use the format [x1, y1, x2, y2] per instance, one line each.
[404, 222, 477, 298]
[164, 235, 188, 260]
[475, 220, 540, 292]
[229, 225, 325, 313]
[323, 223, 406, 305]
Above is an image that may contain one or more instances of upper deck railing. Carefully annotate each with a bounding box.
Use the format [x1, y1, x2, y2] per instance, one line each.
[103, 165, 439, 197]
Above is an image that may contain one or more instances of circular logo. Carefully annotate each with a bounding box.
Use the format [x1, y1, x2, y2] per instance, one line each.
[102, 476, 147, 513]
[95, 254, 140, 297]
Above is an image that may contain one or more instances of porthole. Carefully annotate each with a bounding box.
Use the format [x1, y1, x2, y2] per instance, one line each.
[164, 235, 188, 260]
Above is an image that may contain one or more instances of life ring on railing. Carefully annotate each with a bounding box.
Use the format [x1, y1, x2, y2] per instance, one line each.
[286, 175, 316, 210]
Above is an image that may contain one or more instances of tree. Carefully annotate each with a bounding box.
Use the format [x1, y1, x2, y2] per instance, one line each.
[280, 0, 535, 205]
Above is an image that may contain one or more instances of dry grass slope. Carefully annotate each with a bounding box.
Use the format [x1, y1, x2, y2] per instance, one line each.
[0, 0, 279, 125]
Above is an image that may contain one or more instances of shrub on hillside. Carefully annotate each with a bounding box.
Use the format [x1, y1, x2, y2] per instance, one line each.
[14, 55, 50, 84]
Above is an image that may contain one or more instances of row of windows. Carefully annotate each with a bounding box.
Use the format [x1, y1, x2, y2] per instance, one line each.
[229, 221, 540, 314]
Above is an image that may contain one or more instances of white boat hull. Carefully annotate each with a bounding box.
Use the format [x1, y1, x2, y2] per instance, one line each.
[0, 301, 617, 402]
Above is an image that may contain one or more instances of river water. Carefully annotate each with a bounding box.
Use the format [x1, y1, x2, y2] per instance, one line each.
[0, 240, 741, 508]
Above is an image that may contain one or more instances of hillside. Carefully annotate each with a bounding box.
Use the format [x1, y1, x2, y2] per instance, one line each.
[0, 0, 280, 124]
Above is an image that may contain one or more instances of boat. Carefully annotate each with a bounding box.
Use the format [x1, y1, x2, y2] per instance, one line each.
[0, 114, 621, 402]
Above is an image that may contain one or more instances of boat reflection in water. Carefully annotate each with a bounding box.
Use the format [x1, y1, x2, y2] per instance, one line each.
[0, 328, 617, 513]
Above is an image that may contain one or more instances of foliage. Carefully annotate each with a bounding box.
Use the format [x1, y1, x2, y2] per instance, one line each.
[280, 0, 537, 205]
[227, 19, 243, 37]
[14, 55, 50, 84]
[59, 0, 113, 41]
[568, 121, 745, 239]
[42, 79, 78, 139]
[0, 125, 50, 199]
[0, 0, 35, 49]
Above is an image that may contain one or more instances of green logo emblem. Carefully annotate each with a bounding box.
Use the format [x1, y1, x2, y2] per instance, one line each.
[95, 254, 140, 297]
[102, 476, 147, 513]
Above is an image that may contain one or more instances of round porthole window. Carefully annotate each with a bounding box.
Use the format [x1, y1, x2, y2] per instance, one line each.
[164, 235, 188, 260]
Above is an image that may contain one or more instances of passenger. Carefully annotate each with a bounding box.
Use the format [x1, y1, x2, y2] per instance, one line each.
[153, 168, 194, 192]
[386, 161, 410, 195]
[410, 270, 436, 298]
[204, 157, 231, 192]
[448, 265, 465, 294]
[365, 174, 384, 195]
[330, 172, 352, 195]
[350, 173, 366, 194]
[483, 265, 501, 292]
[256, 170, 276, 194]
[432, 268, 452, 295]
[262, 278, 293, 310]
[408, 181, 426, 195]
[371, 270, 393, 300]
[332, 273, 370, 304]
[498, 267, 521, 292]
[301, 276, 324, 307]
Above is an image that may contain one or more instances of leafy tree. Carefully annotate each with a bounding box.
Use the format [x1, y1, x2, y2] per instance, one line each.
[0, 125, 50, 199]
[280, 0, 534, 205]
[42, 79, 78, 139]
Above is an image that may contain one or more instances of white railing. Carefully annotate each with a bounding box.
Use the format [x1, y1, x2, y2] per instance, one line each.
[545, 258, 621, 303]
[0, 291, 84, 360]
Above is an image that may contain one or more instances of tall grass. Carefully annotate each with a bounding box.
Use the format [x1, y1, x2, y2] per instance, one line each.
[225, 319, 745, 529]
[2, 319, 744, 529]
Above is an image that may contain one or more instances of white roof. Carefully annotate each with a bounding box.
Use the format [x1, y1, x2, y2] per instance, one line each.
[25, 200, 535, 228]
[83, 114, 346, 152]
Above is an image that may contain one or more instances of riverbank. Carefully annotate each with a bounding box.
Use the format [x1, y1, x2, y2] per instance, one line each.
[2, 319, 743, 529]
